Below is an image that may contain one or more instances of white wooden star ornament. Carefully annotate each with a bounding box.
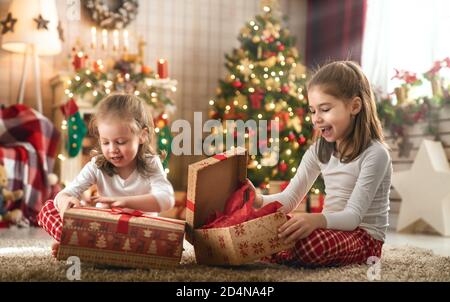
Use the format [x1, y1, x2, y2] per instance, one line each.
[392, 140, 450, 236]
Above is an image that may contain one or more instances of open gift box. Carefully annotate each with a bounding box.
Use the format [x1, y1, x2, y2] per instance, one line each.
[57, 207, 186, 269]
[186, 147, 294, 265]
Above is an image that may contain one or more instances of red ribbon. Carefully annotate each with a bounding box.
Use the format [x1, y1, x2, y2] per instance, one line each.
[186, 200, 195, 212]
[72, 207, 185, 235]
[110, 207, 144, 234]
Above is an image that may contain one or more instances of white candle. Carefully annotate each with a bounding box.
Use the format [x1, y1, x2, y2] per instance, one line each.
[101, 29, 108, 50]
[123, 30, 129, 52]
[113, 29, 119, 51]
[90, 27, 97, 49]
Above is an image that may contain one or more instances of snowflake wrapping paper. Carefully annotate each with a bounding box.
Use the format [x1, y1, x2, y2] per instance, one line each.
[186, 147, 294, 265]
[57, 207, 185, 269]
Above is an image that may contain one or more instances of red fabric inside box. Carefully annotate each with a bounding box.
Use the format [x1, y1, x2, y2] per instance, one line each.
[202, 180, 282, 229]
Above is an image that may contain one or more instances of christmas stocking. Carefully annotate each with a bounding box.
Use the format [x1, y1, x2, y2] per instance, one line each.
[60, 99, 87, 157]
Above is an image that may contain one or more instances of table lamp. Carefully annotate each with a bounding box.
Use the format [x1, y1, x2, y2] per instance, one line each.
[1, 0, 62, 113]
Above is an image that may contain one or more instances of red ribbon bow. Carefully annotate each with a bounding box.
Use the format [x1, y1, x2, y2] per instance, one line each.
[110, 207, 144, 234]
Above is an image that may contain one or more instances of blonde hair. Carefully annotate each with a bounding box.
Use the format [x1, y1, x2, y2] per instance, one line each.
[89, 93, 156, 177]
[307, 61, 385, 163]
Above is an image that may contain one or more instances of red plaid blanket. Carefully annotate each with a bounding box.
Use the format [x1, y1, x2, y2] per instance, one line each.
[0, 104, 60, 225]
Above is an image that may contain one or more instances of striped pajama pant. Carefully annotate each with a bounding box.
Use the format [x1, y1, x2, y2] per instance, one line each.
[263, 227, 383, 267]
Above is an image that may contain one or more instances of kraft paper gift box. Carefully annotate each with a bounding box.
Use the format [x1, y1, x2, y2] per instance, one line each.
[186, 147, 294, 266]
[57, 207, 186, 269]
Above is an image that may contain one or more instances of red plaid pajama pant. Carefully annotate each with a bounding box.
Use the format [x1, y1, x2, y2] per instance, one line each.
[37, 200, 63, 242]
[264, 227, 383, 267]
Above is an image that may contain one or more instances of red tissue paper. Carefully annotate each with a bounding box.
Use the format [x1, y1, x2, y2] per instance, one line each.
[202, 180, 283, 229]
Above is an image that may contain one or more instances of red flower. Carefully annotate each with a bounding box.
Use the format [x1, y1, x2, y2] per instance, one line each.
[391, 69, 418, 84]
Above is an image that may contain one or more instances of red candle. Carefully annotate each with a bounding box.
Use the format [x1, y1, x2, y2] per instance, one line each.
[157, 59, 168, 79]
[72, 52, 85, 71]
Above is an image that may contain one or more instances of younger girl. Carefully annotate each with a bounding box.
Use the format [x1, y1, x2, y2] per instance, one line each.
[252, 61, 392, 267]
[38, 94, 175, 253]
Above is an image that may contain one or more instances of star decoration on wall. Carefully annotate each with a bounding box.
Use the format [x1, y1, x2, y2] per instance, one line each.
[34, 14, 50, 30]
[1, 12, 18, 34]
[392, 140, 450, 236]
[57, 21, 65, 42]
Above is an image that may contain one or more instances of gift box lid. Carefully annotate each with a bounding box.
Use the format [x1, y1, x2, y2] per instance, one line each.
[186, 147, 247, 241]
[63, 207, 186, 233]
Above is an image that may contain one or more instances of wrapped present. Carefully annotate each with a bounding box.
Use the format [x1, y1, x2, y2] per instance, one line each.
[186, 147, 294, 266]
[57, 207, 185, 269]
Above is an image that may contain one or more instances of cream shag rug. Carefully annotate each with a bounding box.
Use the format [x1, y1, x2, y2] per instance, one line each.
[1, 228, 449, 282]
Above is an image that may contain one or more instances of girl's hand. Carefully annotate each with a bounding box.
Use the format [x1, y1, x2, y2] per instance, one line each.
[58, 195, 81, 218]
[246, 178, 263, 208]
[90, 195, 127, 208]
[278, 213, 326, 244]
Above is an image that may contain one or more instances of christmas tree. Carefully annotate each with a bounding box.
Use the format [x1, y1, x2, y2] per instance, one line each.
[209, 0, 324, 195]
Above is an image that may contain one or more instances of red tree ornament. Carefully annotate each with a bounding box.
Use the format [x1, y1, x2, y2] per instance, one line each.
[232, 80, 243, 89]
[296, 108, 305, 118]
[298, 136, 306, 145]
[281, 85, 290, 94]
[279, 162, 288, 173]
[288, 132, 296, 141]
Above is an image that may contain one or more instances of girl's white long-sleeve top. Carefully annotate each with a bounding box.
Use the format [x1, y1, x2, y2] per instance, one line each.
[53, 155, 175, 213]
[262, 140, 392, 242]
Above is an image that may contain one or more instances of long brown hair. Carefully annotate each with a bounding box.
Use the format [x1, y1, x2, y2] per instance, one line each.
[89, 93, 156, 177]
[307, 61, 385, 163]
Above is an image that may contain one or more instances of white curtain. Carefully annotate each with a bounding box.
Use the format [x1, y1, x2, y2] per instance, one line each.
[362, 0, 450, 97]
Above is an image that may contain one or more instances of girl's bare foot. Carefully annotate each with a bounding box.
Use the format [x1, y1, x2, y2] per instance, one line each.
[51, 242, 60, 258]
